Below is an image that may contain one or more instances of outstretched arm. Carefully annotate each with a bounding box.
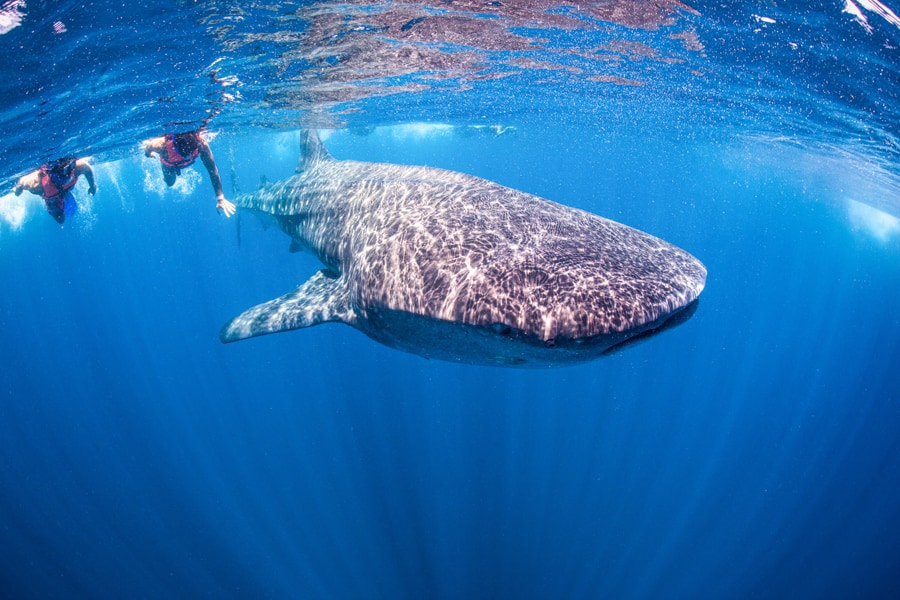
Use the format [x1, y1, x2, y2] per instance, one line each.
[13, 171, 40, 196]
[199, 142, 236, 217]
[75, 159, 97, 195]
[143, 136, 165, 158]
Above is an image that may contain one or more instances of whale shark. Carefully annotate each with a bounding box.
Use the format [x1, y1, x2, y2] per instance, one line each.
[220, 131, 706, 367]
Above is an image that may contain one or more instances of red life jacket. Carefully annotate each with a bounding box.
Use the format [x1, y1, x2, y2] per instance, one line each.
[159, 133, 200, 168]
[39, 159, 78, 201]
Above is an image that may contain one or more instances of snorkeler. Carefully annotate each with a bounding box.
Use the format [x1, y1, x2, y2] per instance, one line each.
[143, 130, 236, 217]
[13, 157, 97, 224]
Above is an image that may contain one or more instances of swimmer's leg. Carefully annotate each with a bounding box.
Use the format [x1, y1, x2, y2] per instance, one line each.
[162, 165, 179, 187]
[45, 198, 65, 224]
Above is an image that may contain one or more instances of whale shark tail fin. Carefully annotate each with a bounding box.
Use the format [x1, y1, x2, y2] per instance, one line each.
[296, 129, 333, 173]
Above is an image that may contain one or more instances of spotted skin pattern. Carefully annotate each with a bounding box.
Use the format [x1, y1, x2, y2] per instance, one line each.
[221, 131, 706, 367]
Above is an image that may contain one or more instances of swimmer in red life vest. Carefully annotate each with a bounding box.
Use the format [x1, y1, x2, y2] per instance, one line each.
[143, 130, 236, 218]
[13, 157, 97, 224]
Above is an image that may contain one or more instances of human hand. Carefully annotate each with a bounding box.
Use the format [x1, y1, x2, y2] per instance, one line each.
[89, 183, 98, 196]
[217, 196, 236, 218]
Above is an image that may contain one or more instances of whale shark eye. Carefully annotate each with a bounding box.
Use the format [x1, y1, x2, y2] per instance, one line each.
[491, 323, 512, 335]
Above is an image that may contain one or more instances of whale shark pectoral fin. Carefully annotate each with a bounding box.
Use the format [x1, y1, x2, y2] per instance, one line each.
[220, 269, 353, 343]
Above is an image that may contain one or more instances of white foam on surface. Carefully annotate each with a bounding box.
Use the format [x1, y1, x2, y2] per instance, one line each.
[0, 0, 26, 35]
[844, 0, 900, 32]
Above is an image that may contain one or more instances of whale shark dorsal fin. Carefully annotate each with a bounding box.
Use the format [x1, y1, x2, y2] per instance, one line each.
[296, 129, 333, 173]
[220, 269, 354, 343]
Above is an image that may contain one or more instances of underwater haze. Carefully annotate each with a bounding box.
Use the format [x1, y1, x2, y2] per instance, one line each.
[2, 1, 900, 598]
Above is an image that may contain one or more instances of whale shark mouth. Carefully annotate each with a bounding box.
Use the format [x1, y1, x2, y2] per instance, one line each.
[601, 299, 700, 356]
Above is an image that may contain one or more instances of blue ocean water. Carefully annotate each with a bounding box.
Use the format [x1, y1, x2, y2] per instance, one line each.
[2, 1, 900, 598]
